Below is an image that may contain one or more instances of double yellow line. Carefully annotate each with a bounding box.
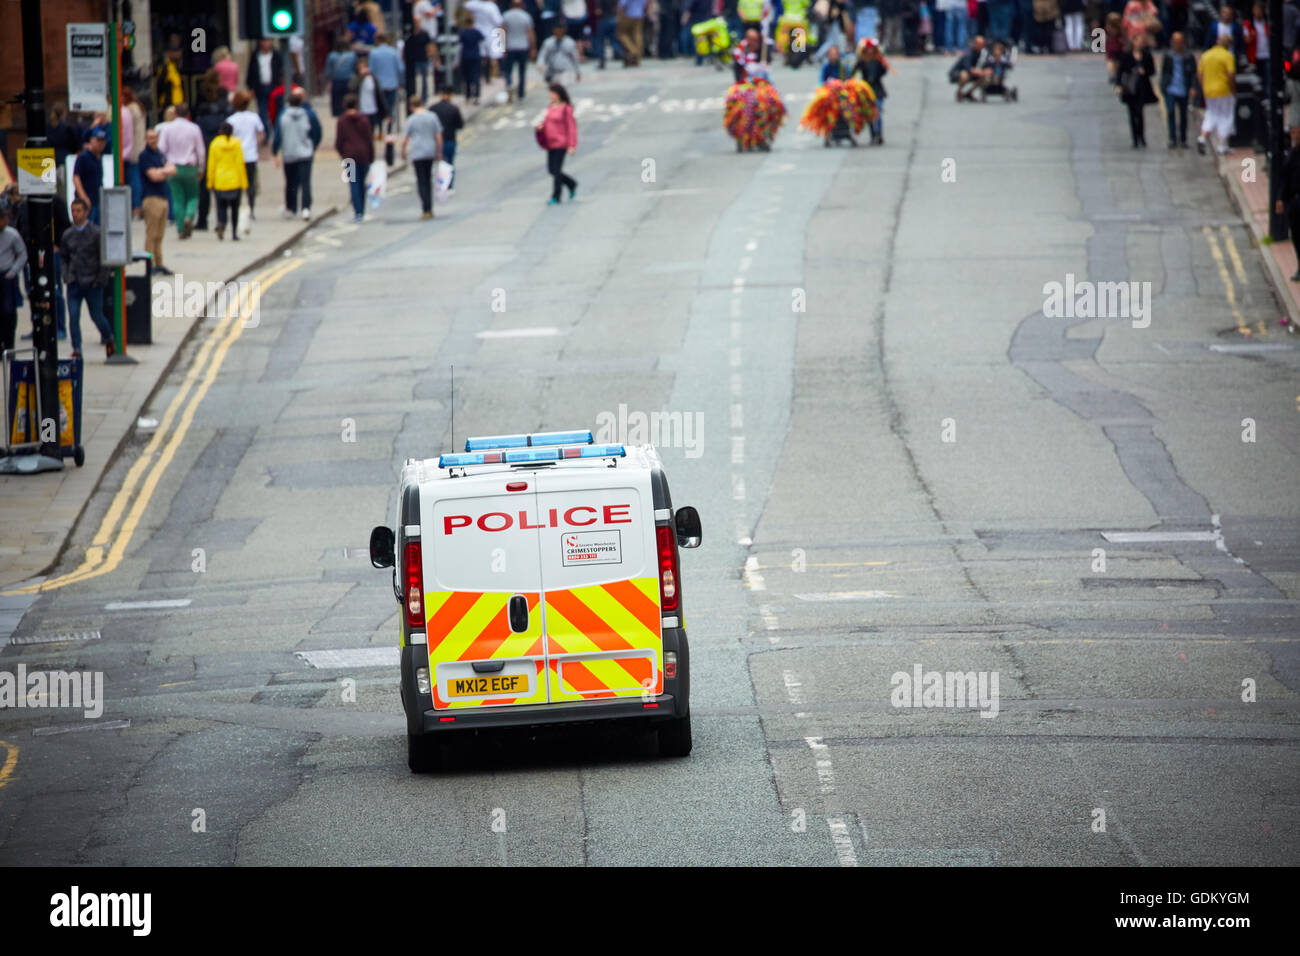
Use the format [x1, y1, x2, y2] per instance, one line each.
[3, 258, 304, 596]
[1203, 224, 1267, 337]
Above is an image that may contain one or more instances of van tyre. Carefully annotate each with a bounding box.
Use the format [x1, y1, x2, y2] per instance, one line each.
[408, 732, 442, 773]
[657, 713, 692, 757]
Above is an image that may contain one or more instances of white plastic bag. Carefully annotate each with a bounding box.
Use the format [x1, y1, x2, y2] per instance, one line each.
[435, 161, 453, 203]
[366, 159, 388, 209]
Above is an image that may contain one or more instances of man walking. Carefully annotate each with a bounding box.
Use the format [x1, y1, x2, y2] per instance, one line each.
[247, 37, 283, 132]
[336, 94, 375, 223]
[618, 0, 647, 65]
[539, 21, 583, 83]
[402, 96, 444, 219]
[72, 127, 107, 225]
[159, 102, 205, 238]
[327, 40, 358, 117]
[503, 0, 537, 99]
[0, 203, 26, 354]
[370, 33, 406, 130]
[431, 88, 464, 189]
[61, 198, 117, 359]
[593, 0, 622, 67]
[1197, 32, 1236, 155]
[138, 128, 174, 274]
[1160, 32, 1196, 149]
[273, 91, 322, 220]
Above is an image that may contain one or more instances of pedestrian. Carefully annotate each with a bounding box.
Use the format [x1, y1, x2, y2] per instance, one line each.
[402, 96, 444, 218]
[1203, 5, 1244, 60]
[205, 122, 248, 241]
[327, 41, 359, 117]
[138, 128, 174, 274]
[1286, 0, 1300, 131]
[539, 21, 584, 82]
[159, 102, 205, 239]
[1160, 31, 1196, 149]
[353, 55, 388, 136]
[370, 33, 406, 130]
[466, 0, 506, 81]
[347, 7, 378, 47]
[1104, 12, 1123, 84]
[1275, 124, 1300, 279]
[1030, 0, 1059, 52]
[227, 91, 265, 227]
[247, 38, 284, 133]
[273, 90, 322, 220]
[5, 184, 71, 342]
[336, 94, 375, 222]
[0, 204, 26, 355]
[1245, 2, 1270, 106]
[1198, 32, 1236, 155]
[504, 0, 537, 97]
[414, 0, 443, 38]
[431, 88, 465, 188]
[1061, 0, 1084, 49]
[155, 41, 185, 123]
[937, 0, 966, 52]
[853, 37, 890, 143]
[593, 0, 622, 67]
[951, 34, 991, 100]
[47, 103, 83, 200]
[72, 127, 107, 225]
[61, 198, 116, 359]
[458, 10, 487, 102]
[618, 0, 647, 65]
[122, 88, 147, 218]
[681, 0, 712, 63]
[193, 71, 230, 233]
[212, 46, 240, 94]
[1117, 31, 1156, 148]
[404, 25, 438, 102]
[536, 82, 578, 204]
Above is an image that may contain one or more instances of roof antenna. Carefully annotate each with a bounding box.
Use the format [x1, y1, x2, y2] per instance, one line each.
[450, 364, 455, 454]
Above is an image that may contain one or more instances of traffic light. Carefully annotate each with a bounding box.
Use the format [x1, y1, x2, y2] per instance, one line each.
[260, 0, 303, 38]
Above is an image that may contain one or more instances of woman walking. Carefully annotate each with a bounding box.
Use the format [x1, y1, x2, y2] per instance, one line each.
[336, 93, 375, 222]
[536, 83, 578, 205]
[205, 121, 249, 240]
[1117, 32, 1157, 148]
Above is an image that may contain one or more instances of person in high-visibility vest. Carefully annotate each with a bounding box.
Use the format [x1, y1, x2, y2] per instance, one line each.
[737, 0, 772, 60]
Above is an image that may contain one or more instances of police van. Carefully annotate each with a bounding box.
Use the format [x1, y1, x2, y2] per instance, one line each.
[370, 430, 702, 772]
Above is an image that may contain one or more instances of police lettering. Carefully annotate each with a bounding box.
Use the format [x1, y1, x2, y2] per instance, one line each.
[442, 505, 633, 535]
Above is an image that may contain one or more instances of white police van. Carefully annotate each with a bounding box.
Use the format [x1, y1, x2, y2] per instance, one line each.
[370, 430, 702, 772]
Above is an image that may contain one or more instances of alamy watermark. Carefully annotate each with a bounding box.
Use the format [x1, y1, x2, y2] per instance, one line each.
[1042, 273, 1151, 329]
[890, 664, 999, 718]
[151, 275, 262, 328]
[0, 665, 104, 718]
[594, 404, 703, 458]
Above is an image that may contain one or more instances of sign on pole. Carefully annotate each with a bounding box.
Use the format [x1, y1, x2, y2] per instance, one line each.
[66, 23, 109, 112]
[101, 187, 132, 266]
[16, 147, 56, 196]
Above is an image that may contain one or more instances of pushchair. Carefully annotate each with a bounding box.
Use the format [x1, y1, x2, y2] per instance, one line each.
[979, 47, 1018, 102]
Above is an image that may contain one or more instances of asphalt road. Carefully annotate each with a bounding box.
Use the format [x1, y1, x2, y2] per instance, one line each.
[1, 53, 1298, 867]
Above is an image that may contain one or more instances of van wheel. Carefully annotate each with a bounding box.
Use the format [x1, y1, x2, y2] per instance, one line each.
[408, 733, 442, 773]
[657, 713, 692, 757]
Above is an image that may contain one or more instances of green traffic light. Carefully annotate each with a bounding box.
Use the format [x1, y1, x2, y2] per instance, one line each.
[271, 9, 293, 31]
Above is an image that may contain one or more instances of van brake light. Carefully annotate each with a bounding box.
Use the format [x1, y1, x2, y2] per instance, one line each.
[404, 541, 424, 629]
[656, 525, 680, 612]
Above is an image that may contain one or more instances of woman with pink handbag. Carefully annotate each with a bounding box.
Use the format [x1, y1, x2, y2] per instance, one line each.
[535, 83, 579, 205]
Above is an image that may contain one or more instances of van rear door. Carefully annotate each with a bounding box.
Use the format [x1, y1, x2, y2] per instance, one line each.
[422, 479, 548, 710]
[533, 468, 663, 702]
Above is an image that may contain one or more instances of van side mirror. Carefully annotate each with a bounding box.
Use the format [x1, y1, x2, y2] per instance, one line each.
[370, 526, 395, 568]
[674, 506, 701, 548]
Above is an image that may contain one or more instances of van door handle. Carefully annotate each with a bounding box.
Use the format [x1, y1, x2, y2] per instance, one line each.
[507, 594, 529, 634]
[472, 660, 506, 674]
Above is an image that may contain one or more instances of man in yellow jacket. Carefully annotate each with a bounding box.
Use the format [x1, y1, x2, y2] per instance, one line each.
[206, 122, 249, 241]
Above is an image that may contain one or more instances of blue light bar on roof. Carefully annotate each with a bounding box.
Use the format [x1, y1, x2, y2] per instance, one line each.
[439, 442, 624, 469]
[569, 444, 626, 459]
[465, 430, 594, 451]
[504, 448, 559, 463]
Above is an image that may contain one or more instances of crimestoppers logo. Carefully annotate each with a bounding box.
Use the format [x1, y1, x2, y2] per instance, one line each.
[890, 664, 999, 718]
[50, 886, 151, 936]
[0, 665, 103, 718]
[1042, 274, 1151, 329]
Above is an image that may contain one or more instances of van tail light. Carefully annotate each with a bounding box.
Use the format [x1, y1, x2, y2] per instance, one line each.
[656, 525, 680, 613]
[404, 541, 425, 629]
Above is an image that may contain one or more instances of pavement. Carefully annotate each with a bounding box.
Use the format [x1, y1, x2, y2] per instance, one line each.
[0, 53, 1297, 867]
[0, 79, 520, 599]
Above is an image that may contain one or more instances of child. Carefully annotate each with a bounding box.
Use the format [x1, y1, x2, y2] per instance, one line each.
[853, 38, 890, 145]
[457, 10, 485, 104]
[988, 39, 1015, 98]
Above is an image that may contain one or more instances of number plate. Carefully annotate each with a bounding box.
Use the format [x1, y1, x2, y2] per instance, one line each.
[445, 673, 528, 698]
